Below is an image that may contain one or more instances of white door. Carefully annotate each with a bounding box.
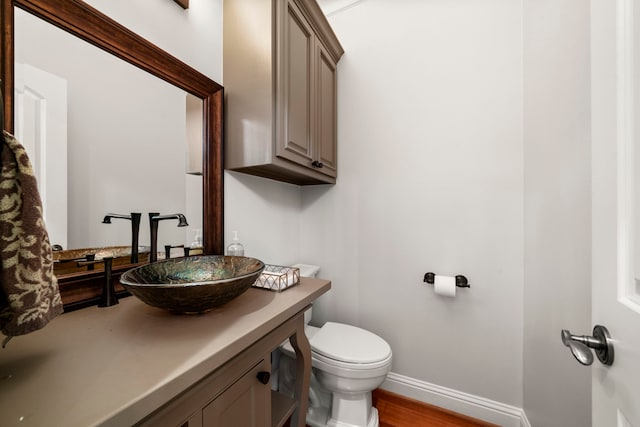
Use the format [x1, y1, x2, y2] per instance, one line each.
[591, 0, 640, 425]
[14, 63, 68, 249]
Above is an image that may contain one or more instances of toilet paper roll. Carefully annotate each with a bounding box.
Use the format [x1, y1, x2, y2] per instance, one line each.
[434, 275, 456, 297]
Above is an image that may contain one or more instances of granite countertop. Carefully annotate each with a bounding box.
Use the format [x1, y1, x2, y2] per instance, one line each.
[0, 277, 330, 427]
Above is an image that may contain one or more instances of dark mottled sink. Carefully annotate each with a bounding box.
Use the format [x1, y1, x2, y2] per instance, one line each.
[120, 255, 265, 313]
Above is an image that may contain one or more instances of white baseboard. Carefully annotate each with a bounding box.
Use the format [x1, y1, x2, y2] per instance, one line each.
[381, 372, 531, 427]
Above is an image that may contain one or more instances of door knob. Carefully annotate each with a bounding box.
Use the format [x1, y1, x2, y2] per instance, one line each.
[256, 371, 270, 385]
[560, 325, 614, 366]
[311, 160, 324, 168]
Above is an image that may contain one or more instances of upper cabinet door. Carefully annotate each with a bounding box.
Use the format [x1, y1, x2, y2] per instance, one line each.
[276, 0, 315, 167]
[224, 0, 343, 185]
[315, 41, 337, 178]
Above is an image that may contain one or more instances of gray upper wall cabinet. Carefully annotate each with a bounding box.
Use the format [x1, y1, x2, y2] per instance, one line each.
[224, 0, 344, 185]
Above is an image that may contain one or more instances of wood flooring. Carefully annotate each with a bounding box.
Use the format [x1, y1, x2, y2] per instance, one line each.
[289, 388, 498, 427]
[373, 389, 499, 427]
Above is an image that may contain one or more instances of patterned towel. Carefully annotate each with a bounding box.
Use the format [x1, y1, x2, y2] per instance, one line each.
[0, 131, 62, 338]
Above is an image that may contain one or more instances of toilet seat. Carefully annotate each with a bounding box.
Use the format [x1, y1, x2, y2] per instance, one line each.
[280, 322, 392, 378]
[310, 322, 391, 365]
[312, 350, 392, 379]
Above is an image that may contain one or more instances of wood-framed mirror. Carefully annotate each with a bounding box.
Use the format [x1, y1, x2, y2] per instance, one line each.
[1, 0, 224, 310]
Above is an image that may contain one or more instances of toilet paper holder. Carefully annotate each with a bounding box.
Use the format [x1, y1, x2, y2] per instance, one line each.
[423, 272, 470, 288]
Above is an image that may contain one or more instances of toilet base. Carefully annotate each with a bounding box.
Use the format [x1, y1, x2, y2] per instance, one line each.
[307, 405, 379, 427]
[328, 406, 379, 427]
[327, 390, 377, 427]
[279, 354, 380, 427]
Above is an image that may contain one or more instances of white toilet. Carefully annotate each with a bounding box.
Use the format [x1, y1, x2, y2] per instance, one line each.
[278, 265, 392, 427]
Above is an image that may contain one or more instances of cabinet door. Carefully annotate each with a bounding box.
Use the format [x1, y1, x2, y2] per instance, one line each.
[202, 359, 270, 427]
[276, 0, 315, 167]
[179, 412, 203, 427]
[315, 42, 338, 178]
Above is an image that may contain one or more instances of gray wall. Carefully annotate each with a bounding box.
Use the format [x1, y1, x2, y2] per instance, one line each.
[302, 0, 525, 407]
[523, 0, 592, 425]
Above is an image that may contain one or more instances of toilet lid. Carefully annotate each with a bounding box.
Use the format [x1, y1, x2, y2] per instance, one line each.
[310, 322, 391, 364]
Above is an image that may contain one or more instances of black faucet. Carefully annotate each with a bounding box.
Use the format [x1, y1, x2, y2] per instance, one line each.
[149, 213, 189, 262]
[75, 256, 119, 307]
[98, 257, 118, 307]
[102, 212, 142, 263]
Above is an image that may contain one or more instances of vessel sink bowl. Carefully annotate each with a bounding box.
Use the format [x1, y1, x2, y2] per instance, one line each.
[120, 255, 265, 313]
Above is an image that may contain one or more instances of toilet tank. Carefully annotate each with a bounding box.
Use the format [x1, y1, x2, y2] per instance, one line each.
[292, 263, 320, 278]
[292, 264, 320, 325]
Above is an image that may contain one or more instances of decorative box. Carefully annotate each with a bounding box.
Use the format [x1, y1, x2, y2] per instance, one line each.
[253, 265, 300, 292]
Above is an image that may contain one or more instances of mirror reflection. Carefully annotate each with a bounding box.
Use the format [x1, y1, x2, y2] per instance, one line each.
[13, 8, 204, 266]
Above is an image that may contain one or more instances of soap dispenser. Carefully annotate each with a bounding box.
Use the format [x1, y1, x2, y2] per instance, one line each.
[226, 231, 244, 256]
[189, 229, 204, 256]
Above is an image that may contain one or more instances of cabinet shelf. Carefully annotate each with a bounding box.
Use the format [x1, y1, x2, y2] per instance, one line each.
[271, 391, 297, 427]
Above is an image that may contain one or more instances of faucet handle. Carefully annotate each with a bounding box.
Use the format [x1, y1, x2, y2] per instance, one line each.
[164, 244, 185, 259]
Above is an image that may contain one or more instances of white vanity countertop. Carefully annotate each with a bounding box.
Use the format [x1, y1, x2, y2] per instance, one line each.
[0, 277, 331, 427]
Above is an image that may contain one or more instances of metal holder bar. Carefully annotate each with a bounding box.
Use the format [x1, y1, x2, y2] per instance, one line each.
[423, 272, 470, 288]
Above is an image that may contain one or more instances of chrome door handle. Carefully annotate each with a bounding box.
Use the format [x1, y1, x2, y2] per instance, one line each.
[560, 325, 614, 366]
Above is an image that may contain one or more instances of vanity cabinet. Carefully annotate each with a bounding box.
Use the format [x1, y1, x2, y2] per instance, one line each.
[0, 278, 330, 427]
[137, 309, 309, 427]
[224, 0, 343, 185]
[139, 355, 272, 427]
[202, 360, 270, 427]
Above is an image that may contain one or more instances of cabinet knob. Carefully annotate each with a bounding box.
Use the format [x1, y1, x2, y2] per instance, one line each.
[256, 371, 271, 385]
[311, 160, 324, 168]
